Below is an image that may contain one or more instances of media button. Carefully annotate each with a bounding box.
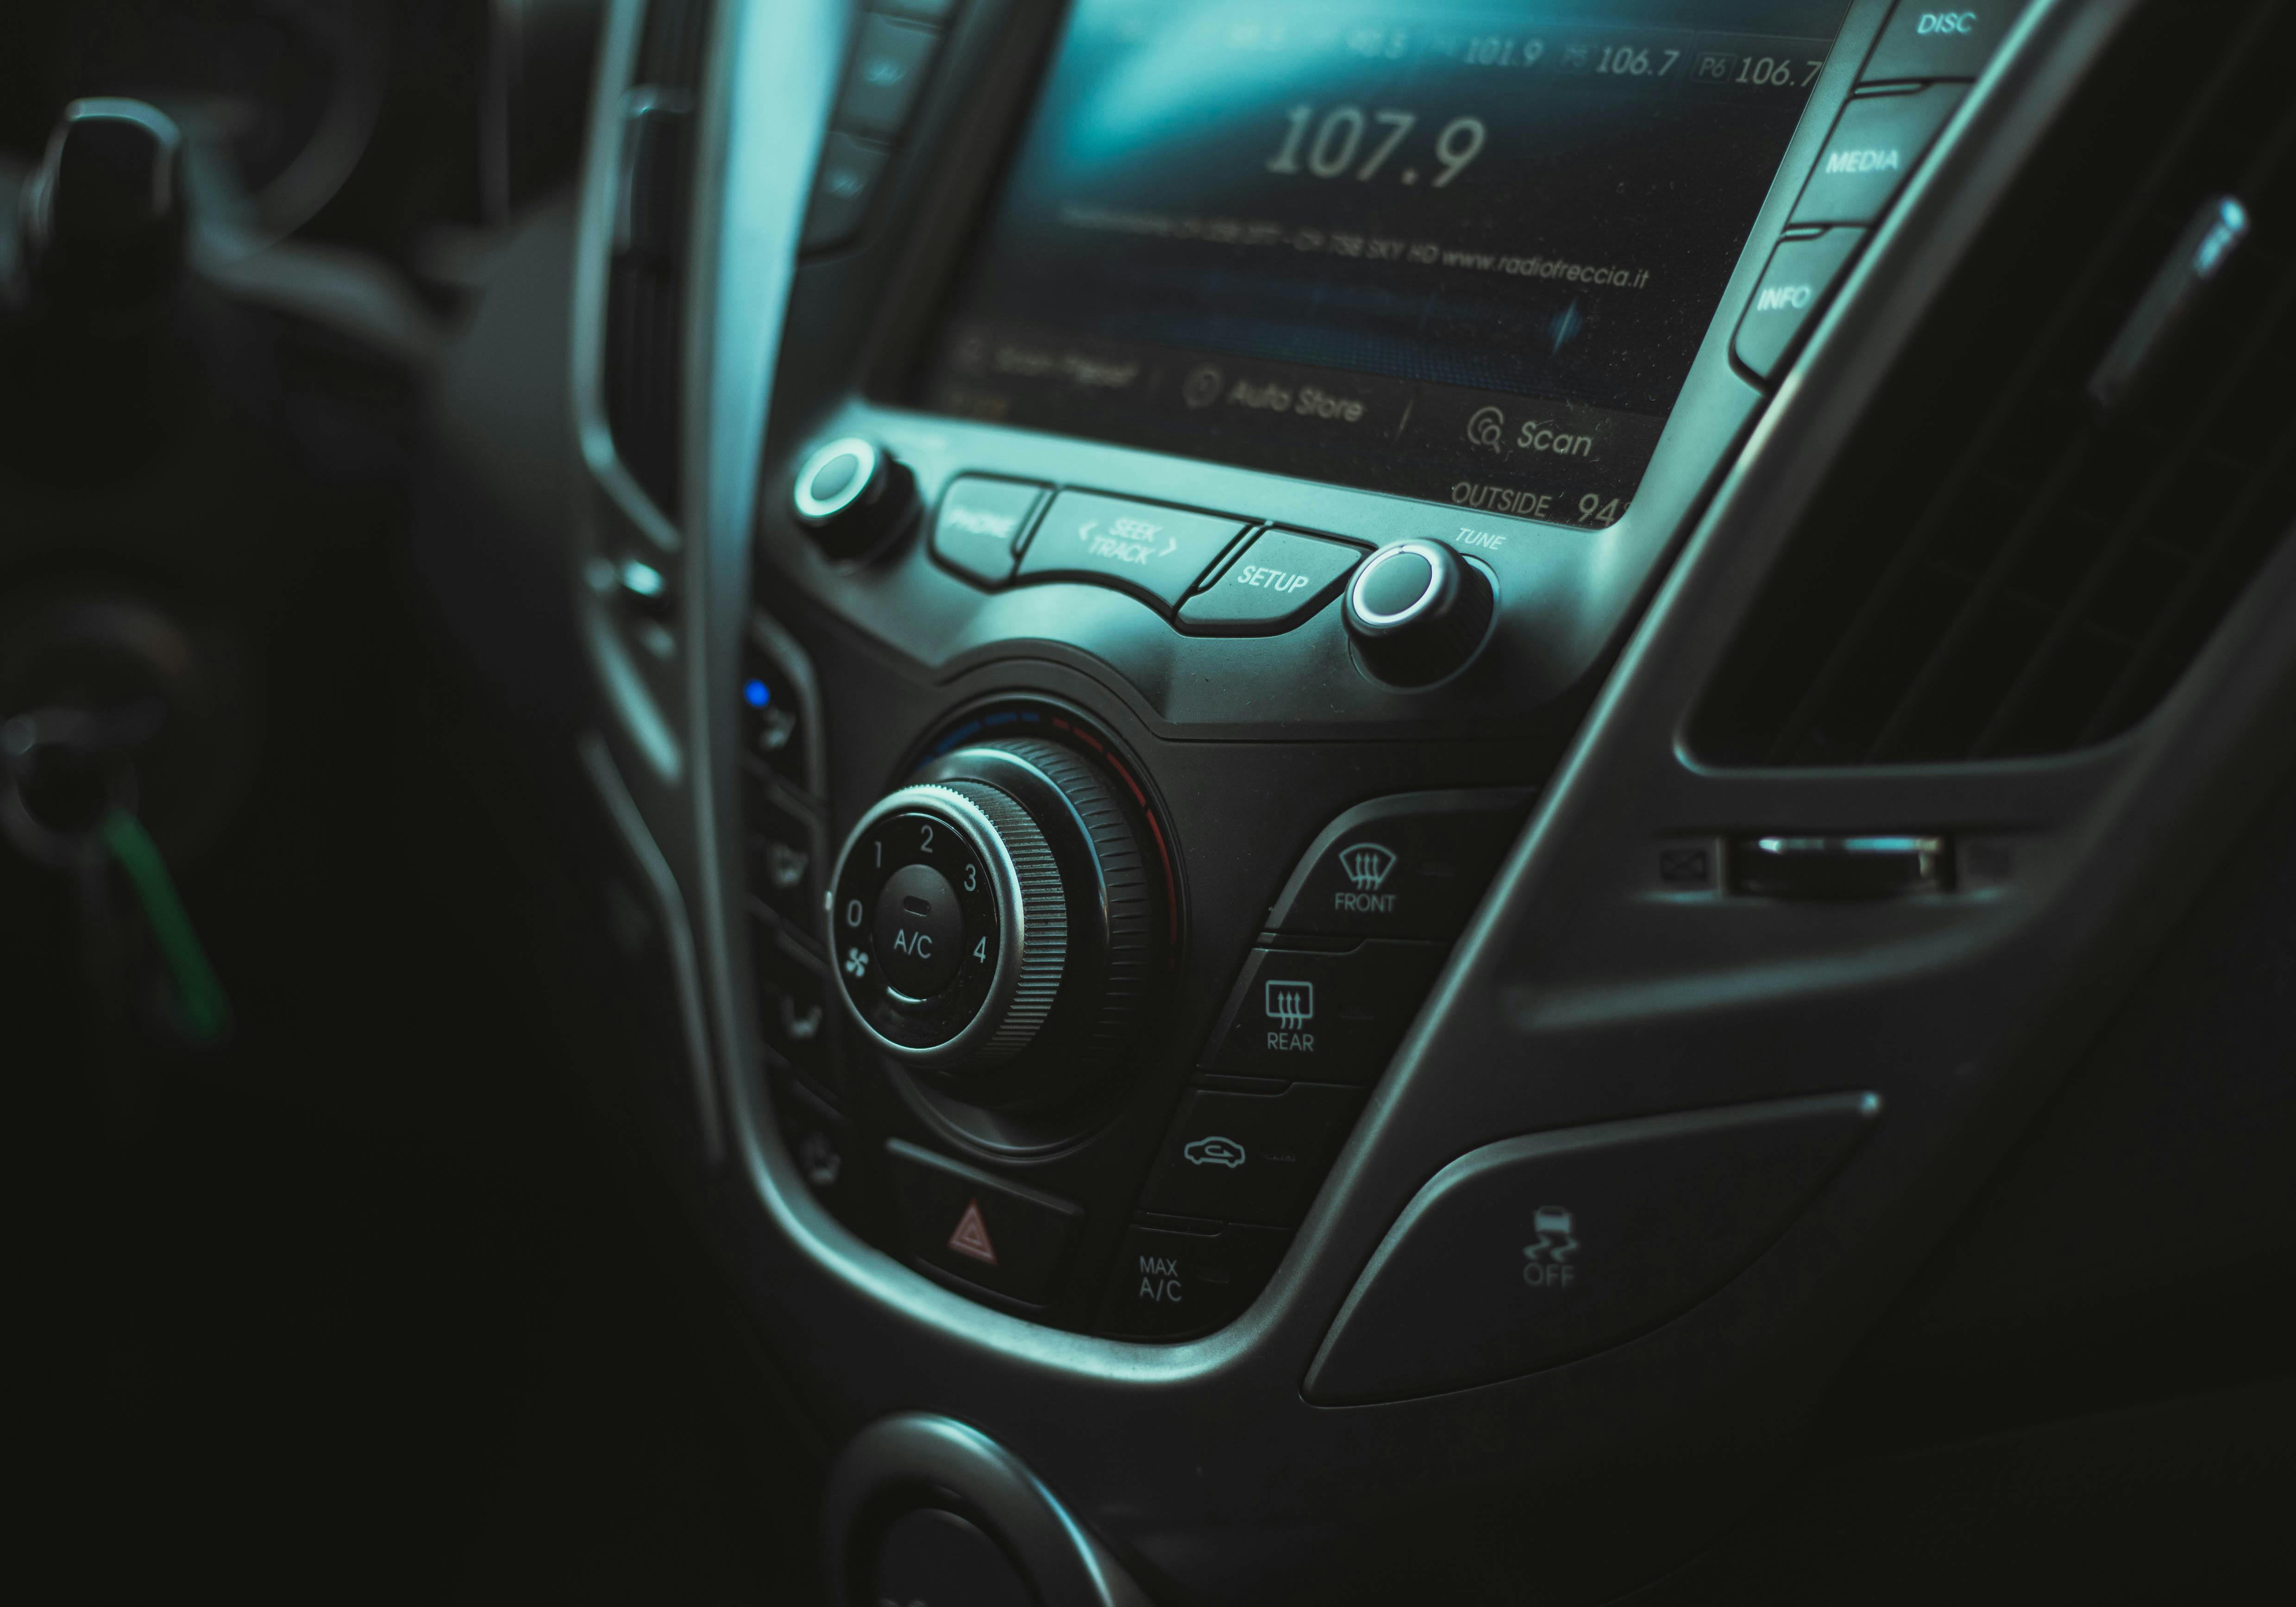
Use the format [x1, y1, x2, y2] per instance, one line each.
[1017, 491, 1249, 612]
[929, 475, 1048, 588]
[1791, 84, 1968, 226]
[1177, 528, 1365, 635]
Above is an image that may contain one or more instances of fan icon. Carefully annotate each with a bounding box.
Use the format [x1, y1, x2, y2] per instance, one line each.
[843, 947, 870, 979]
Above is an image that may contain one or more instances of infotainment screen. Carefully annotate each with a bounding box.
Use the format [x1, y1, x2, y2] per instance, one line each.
[917, 0, 1855, 525]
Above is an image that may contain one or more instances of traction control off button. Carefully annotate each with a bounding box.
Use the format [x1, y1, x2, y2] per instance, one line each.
[1304, 1094, 1882, 1404]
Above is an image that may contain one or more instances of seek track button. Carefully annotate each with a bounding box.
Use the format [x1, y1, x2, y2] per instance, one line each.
[1017, 491, 1249, 613]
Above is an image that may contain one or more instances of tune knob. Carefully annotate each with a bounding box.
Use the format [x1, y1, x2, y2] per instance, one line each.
[827, 737, 1158, 1092]
[790, 436, 918, 561]
[1343, 539, 1496, 686]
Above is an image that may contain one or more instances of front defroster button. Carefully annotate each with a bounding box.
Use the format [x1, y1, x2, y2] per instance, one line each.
[1266, 788, 1535, 942]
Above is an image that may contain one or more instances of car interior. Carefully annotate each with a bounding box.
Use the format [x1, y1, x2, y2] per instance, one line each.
[4, 0, 2292, 1601]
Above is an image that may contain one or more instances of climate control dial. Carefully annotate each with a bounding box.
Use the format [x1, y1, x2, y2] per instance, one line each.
[827, 736, 1160, 1092]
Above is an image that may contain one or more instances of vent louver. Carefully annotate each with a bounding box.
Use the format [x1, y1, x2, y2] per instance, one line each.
[603, 0, 711, 519]
[1694, 2, 2296, 767]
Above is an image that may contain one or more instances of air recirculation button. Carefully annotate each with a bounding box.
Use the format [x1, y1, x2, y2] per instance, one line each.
[828, 735, 1162, 1100]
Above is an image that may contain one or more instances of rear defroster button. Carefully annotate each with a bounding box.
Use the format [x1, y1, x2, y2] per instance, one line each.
[1202, 942, 1447, 1084]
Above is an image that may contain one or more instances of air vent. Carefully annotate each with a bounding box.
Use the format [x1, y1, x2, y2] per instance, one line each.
[603, 0, 712, 519]
[1694, 1, 2296, 767]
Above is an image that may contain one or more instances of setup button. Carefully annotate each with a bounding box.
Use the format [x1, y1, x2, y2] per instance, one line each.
[1017, 491, 1249, 612]
[1177, 528, 1365, 635]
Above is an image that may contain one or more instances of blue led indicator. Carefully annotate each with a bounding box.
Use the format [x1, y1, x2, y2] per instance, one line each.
[743, 678, 772, 709]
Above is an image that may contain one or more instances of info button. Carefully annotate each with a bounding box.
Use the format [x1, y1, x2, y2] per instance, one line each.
[1018, 491, 1249, 613]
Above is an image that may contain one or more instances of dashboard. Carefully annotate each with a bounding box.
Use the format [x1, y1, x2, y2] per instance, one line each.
[10, 0, 2289, 1599]
[509, 0, 2294, 1597]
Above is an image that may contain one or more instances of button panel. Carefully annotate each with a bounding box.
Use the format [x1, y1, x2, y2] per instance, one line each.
[1017, 490, 1250, 612]
[1176, 528, 1365, 635]
[886, 1138, 1082, 1304]
[1140, 1083, 1363, 1226]
[1202, 942, 1447, 1084]
[1263, 788, 1534, 941]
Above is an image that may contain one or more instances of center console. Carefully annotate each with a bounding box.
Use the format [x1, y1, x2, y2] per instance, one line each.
[722, 0, 1972, 1342]
[520, 0, 2296, 1599]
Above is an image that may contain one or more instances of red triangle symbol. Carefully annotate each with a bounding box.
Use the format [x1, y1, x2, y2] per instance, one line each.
[947, 1198, 999, 1266]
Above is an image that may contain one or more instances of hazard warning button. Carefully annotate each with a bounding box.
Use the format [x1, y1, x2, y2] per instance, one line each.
[885, 1138, 1083, 1304]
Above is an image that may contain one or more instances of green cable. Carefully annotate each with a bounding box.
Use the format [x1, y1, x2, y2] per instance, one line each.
[99, 808, 230, 1045]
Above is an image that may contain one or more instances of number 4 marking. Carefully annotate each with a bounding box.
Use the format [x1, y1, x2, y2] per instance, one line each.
[972, 937, 988, 963]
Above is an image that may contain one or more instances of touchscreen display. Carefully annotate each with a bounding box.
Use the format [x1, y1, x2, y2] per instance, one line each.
[918, 0, 1853, 525]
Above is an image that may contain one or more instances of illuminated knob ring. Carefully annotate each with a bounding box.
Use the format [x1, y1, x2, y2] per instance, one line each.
[826, 781, 1067, 1071]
